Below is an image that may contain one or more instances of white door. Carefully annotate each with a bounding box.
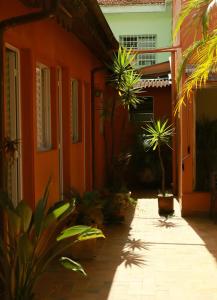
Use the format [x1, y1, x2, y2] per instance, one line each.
[5, 47, 22, 206]
[57, 67, 63, 200]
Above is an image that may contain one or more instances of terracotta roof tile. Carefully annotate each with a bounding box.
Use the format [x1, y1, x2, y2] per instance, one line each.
[137, 78, 171, 88]
[98, 0, 165, 5]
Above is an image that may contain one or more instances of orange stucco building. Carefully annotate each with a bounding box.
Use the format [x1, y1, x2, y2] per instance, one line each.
[173, 0, 217, 216]
[0, 0, 118, 209]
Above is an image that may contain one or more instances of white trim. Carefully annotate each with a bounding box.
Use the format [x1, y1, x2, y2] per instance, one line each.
[5, 44, 23, 204]
[36, 63, 52, 151]
[57, 67, 64, 200]
[101, 4, 166, 13]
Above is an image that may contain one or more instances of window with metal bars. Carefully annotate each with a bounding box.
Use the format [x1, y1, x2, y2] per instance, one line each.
[119, 34, 156, 67]
[36, 64, 52, 150]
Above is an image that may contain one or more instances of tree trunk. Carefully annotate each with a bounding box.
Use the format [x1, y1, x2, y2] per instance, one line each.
[158, 145, 165, 196]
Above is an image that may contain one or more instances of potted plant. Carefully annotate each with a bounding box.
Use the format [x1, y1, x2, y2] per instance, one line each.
[102, 188, 136, 224]
[143, 119, 175, 215]
[65, 190, 105, 260]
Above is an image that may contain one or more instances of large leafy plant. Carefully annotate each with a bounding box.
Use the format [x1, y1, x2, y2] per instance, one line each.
[143, 119, 174, 196]
[0, 184, 105, 300]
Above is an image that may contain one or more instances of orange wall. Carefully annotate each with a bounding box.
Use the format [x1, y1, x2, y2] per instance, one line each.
[2, 0, 107, 207]
[173, 0, 217, 215]
[182, 193, 210, 216]
[145, 86, 172, 121]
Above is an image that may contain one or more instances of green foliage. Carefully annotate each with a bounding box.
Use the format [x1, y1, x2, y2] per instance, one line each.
[110, 46, 142, 109]
[143, 119, 174, 151]
[143, 119, 174, 195]
[0, 184, 105, 300]
[174, 0, 217, 111]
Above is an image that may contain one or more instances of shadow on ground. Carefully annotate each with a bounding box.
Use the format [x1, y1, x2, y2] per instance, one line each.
[185, 216, 217, 263]
[35, 200, 149, 300]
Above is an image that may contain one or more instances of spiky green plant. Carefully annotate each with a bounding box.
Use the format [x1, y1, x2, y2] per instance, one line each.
[110, 46, 142, 109]
[143, 119, 174, 196]
[174, 0, 217, 111]
[0, 183, 105, 300]
[104, 47, 142, 189]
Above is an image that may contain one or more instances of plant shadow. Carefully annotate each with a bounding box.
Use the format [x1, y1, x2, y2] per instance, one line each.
[34, 201, 150, 300]
[155, 217, 178, 229]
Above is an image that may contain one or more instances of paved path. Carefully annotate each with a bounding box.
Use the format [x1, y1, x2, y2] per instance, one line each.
[36, 195, 217, 300]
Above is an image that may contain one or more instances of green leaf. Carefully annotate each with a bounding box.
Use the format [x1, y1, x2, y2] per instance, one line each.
[18, 233, 34, 264]
[7, 209, 21, 235]
[34, 179, 50, 236]
[60, 257, 86, 276]
[78, 228, 105, 241]
[56, 225, 93, 241]
[52, 202, 70, 218]
[16, 200, 32, 232]
[44, 202, 71, 228]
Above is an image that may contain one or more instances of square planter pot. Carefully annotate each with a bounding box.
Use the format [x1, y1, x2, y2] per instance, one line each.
[158, 195, 174, 216]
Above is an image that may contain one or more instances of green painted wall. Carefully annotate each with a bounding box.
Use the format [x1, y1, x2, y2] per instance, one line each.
[103, 4, 172, 64]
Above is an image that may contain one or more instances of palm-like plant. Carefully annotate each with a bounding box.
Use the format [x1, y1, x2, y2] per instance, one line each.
[143, 119, 174, 196]
[109, 46, 142, 109]
[174, 0, 217, 111]
[105, 47, 142, 189]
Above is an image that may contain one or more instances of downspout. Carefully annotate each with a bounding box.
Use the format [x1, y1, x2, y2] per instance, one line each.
[91, 66, 106, 189]
[171, 51, 177, 196]
[0, 1, 59, 191]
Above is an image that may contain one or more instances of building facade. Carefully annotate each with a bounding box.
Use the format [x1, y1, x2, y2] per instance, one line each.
[98, 0, 172, 68]
[0, 0, 117, 208]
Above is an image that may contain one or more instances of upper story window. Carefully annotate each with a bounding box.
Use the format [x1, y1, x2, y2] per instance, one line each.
[36, 64, 52, 151]
[131, 96, 154, 122]
[119, 35, 156, 67]
[71, 79, 81, 143]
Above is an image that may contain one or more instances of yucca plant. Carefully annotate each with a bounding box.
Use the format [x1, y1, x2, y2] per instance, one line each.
[174, 0, 217, 111]
[143, 119, 174, 196]
[110, 46, 142, 109]
[0, 183, 105, 300]
[105, 47, 142, 190]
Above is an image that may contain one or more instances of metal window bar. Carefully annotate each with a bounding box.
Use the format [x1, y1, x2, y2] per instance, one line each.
[119, 34, 156, 67]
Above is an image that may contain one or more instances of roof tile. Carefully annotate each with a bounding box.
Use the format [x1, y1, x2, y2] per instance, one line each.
[98, 0, 165, 5]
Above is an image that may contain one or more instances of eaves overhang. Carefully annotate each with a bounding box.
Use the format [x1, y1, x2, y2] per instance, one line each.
[19, 0, 118, 63]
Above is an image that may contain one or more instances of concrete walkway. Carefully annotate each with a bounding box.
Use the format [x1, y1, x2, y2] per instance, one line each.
[36, 195, 217, 300]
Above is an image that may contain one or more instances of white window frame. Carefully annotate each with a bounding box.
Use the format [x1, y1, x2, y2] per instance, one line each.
[5, 44, 23, 205]
[36, 63, 52, 151]
[119, 34, 157, 67]
[71, 79, 80, 143]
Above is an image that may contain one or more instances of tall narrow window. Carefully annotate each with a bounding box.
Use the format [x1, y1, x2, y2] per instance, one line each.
[36, 64, 52, 150]
[71, 79, 81, 143]
[119, 35, 157, 67]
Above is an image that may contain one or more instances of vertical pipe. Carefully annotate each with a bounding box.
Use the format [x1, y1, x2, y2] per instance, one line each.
[171, 51, 177, 195]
